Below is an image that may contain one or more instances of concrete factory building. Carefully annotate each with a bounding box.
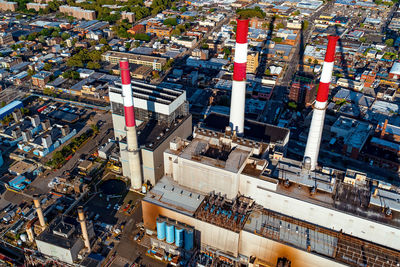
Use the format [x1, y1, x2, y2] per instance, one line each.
[108, 79, 192, 186]
[35, 207, 94, 264]
[139, 33, 400, 267]
[141, 125, 400, 266]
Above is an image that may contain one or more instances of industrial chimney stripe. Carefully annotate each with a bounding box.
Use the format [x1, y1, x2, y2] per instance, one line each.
[119, 59, 136, 127]
[315, 37, 338, 103]
[229, 18, 249, 135]
[303, 35, 338, 171]
[119, 59, 143, 190]
[235, 19, 249, 44]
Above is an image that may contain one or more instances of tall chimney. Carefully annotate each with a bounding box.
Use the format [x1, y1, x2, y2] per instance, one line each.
[229, 18, 249, 136]
[119, 59, 143, 190]
[33, 194, 46, 230]
[303, 36, 339, 171]
[380, 119, 388, 138]
[77, 206, 91, 251]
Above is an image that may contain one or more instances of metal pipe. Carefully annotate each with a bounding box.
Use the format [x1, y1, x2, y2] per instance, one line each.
[120, 59, 143, 190]
[303, 36, 339, 170]
[229, 18, 249, 135]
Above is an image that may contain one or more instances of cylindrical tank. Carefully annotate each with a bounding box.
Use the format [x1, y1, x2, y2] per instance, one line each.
[175, 227, 184, 247]
[166, 224, 175, 244]
[156, 219, 166, 240]
[184, 228, 194, 251]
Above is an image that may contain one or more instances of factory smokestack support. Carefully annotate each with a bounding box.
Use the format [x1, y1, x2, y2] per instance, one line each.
[33, 194, 46, 230]
[77, 206, 91, 252]
[120, 59, 143, 190]
[229, 18, 249, 136]
[303, 36, 339, 171]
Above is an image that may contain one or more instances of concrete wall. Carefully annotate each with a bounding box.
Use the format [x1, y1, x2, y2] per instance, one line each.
[239, 231, 346, 267]
[239, 174, 278, 197]
[142, 201, 240, 256]
[122, 115, 192, 185]
[254, 189, 400, 251]
[142, 115, 192, 185]
[175, 157, 239, 199]
[36, 239, 83, 264]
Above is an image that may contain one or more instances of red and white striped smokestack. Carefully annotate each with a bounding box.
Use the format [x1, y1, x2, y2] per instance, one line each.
[120, 59, 142, 190]
[304, 36, 339, 171]
[229, 18, 249, 135]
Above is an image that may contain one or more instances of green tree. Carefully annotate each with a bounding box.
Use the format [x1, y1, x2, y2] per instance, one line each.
[236, 7, 266, 19]
[87, 61, 101, 69]
[385, 38, 394, 47]
[100, 38, 108, 45]
[180, 6, 187, 12]
[272, 37, 283, 43]
[359, 36, 366, 43]
[0, 101, 6, 108]
[91, 124, 99, 134]
[61, 32, 71, 40]
[163, 17, 178, 26]
[43, 63, 52, 71]
[134, 33, 150, 42]
[302, 20, 309, 30]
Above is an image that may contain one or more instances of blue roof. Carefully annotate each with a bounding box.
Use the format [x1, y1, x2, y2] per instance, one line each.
[0, 100, 23, 119]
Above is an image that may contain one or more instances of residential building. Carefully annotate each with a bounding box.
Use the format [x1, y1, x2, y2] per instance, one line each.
[26, 2, 47, 11]
[59, 5, 96, 20]
[102, 51, 167, 71]
[289, 75, 316, 107]
[0, 0, 17, 11]
[32, 71, 52, 88]
[127, 24, 145, 35]
[121, 11, 135, 23]
[246, 51, 259, 74]
[0, 32, 14, 45]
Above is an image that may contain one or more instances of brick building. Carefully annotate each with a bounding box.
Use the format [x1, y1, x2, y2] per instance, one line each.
[289, 75, 316, 107]
[0, 0, 17, 11]
[59, 5, 96, 20]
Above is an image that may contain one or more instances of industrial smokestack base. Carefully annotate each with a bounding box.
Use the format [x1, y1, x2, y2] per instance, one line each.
[33, 194, 46, 230]
[119, 59, 143, 190]
[229, 18, 249, 136]
[77, 206, 91, 251]
[303, 36, 339, 171]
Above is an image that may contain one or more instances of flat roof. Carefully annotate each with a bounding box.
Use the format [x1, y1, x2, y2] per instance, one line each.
[143, 176, 205, 216]
[36, 216, 81, 249]
[203, 112, 289, 145]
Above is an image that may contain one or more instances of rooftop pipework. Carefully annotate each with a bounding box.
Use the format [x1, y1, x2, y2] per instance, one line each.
[195, 192, 254, 232]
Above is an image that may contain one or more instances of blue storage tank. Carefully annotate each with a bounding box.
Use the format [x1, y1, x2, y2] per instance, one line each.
[166, 224, 175, 244]
[156, 219, 166, 240]
[184, 228, 194, 251]
[175, 227, 184, 247]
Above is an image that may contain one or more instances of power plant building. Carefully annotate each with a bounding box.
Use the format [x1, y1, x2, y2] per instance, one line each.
[108, 79, 192, 186]
[142, 126, 400, 266]
[35, 215, 95, 264]
[140, 34, 400, 267]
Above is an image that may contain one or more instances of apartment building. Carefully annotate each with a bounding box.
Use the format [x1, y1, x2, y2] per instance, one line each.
[27, 2, 48, 11]
[0, 32, 14, 45]
[102, 51, 167, 71]
[121, 11, 135, 23]
[247, 51, 259, 74]
[59, 5, 96, 20]
[0, 0, 17, 11]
